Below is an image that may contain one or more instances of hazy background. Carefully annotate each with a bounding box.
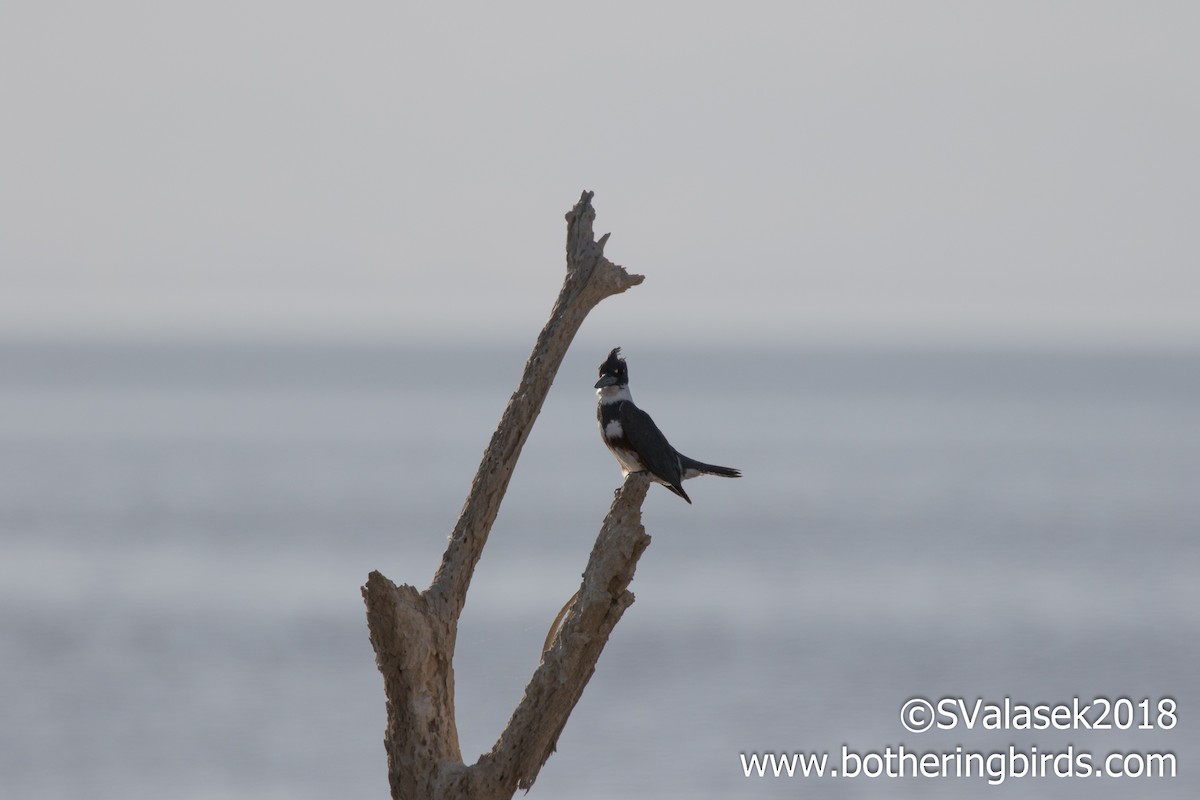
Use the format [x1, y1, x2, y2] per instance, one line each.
[2, 3, 1198, 800]
[2, 1, 1197, 347]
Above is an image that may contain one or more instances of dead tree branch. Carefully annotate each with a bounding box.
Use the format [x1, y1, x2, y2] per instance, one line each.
[362, 192, 649, 800]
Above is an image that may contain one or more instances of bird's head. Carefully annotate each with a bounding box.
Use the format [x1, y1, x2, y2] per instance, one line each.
[594, 347, 629, 390]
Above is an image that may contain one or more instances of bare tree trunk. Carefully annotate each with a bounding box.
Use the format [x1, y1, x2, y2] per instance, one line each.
[362, 192, 650, 799]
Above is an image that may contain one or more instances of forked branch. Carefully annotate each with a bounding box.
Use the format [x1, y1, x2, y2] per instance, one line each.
[363, 192, 651, 800]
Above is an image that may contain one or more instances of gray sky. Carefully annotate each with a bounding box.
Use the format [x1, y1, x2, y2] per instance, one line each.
[3, 2, 1197, 347]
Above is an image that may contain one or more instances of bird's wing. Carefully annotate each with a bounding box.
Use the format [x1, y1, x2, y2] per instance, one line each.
[617, 401, 683, 487]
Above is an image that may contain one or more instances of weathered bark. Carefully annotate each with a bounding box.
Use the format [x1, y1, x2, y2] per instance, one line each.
[362, 192, 650, 799]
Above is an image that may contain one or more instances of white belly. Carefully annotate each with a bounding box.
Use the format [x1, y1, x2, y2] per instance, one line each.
[609, 445, 646, 476]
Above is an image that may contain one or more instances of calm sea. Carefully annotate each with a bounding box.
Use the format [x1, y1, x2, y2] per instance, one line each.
[1, 342, 1197, 799]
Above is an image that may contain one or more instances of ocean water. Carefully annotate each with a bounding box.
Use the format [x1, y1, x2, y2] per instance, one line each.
[1, 342, 1197, 799]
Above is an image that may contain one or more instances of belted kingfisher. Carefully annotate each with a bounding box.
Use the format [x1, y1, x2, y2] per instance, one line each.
[595, 347, 741, 503]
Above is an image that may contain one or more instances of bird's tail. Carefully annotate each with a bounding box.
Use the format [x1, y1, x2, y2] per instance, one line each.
[679, 456, 741, 479]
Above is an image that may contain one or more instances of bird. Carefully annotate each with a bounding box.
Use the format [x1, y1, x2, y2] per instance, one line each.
[594, 347, 740, 503]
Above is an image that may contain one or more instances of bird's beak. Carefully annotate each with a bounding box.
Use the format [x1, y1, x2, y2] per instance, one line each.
[594, 375, 618, 389]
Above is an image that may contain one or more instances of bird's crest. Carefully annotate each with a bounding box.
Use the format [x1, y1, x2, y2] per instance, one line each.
[601, 347, 624, 372]
[598, 347, 628, 382]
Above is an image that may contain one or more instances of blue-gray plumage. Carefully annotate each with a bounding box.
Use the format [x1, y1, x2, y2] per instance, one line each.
[595, 347, 740, 503]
